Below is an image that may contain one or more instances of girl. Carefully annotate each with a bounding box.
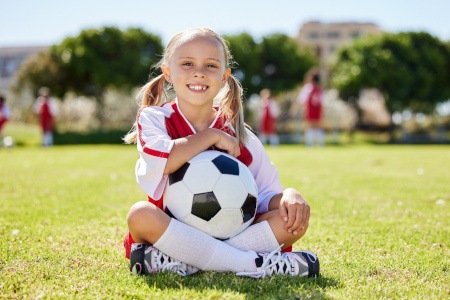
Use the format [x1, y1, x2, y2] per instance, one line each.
[124, 28, 319, 278]
[258, 88, 280, 146]
[291, 70, 324, 147]
[0, 95, 10, 138]
[33, 87, 58, 147]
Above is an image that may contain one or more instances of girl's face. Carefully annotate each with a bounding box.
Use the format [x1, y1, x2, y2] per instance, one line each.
[162, 36, 231, 110]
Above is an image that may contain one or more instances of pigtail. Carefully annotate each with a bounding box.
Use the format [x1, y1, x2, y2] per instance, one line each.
[123, 74, 167, 144]
[219, 74, 248, 145]
[139, 74, 167, 107]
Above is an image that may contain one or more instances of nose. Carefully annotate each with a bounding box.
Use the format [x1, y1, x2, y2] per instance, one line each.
[193, 67, 206, 78]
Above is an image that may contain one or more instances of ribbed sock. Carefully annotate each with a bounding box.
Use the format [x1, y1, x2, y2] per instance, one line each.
[154, 218, 258, 273]
[225, 220, 280, 252]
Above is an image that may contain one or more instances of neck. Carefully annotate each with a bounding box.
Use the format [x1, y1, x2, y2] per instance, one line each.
[177, 101, 217, 132]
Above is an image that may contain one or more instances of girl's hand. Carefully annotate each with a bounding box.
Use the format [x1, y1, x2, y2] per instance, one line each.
[212, 129, 241, 157]
[279, 188, 310, 235]
[165, 128, 240, 174]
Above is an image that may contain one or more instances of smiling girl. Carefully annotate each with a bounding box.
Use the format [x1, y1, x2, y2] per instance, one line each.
[123, 28, 319, 278]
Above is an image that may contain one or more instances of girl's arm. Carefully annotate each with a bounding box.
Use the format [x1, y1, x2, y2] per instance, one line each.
[164, 128, 240, 175]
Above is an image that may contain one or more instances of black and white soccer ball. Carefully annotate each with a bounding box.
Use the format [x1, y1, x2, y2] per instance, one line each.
[164, 150, 258, 240]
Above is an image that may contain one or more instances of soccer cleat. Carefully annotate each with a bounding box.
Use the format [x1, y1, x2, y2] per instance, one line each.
[236, 247, 320, 278]
[130, 243, 199, 276]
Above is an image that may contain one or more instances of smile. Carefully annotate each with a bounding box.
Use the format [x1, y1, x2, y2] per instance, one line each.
[188, 84, 208, 91]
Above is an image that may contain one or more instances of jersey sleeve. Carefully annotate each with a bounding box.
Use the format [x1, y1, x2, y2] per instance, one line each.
[49, 98, 59, 116]
[1, 105, 10, 119]
[245, 129, 284, 213]
[297, 83, 313, 104]
[269, 100, 280, 118]
[32, 98, 42, 114]
[135, 106, 175, 200]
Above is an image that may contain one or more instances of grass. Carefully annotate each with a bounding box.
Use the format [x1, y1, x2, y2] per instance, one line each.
[0, 135, 449, 298]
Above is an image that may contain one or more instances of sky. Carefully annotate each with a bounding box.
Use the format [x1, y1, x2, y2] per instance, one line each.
[1, 0, 449, 47]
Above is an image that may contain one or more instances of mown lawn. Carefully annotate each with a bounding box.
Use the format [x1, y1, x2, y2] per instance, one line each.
[0, 143, 449, 299]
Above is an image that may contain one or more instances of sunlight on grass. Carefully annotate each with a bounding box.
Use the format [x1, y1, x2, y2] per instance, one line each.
[1, 144, 449, 299]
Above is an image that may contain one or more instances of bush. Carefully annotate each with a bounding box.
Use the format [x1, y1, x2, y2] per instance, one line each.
[54, 129, 129, 145]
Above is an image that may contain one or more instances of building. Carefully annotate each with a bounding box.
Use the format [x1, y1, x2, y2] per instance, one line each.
[0, 46, 48, 94]
[296, 21, 383, 85]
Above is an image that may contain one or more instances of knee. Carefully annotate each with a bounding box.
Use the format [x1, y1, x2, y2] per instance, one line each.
[127, 201, 170, 242]
[127, 201, 155, 229]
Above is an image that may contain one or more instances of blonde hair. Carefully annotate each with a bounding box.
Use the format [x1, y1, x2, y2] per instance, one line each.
[39, 86, 50, 97]
[124, 28, 247, 145]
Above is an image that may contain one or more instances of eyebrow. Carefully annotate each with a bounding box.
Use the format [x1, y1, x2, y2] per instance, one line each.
[178, 56, 222, 63]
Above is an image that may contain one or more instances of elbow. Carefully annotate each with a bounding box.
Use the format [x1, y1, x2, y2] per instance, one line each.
[163, 164, 176, 175]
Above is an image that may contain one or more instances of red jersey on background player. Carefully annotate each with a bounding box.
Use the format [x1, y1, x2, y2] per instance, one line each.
[292, 71, 325, 147]
[0, 95, 10, 139]
[123, 28, 319, 278]
[258, 89, 280, 146]
[33, 87, 58, 147]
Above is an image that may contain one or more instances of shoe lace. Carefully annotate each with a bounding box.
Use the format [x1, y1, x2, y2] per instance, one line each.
[283, 252, 309, 277]
[236, 246, 284, 278]
[146, 246, 190, 276]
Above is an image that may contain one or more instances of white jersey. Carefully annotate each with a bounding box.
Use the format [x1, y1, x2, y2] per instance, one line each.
[135, 99, 284, 214]
[0, 103, 10, 120]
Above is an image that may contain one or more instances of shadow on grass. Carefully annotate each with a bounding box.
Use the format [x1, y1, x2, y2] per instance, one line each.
[138, 271, 340, 299]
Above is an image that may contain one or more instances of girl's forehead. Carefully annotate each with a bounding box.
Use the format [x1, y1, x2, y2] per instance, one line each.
[170, 35, 226, 59]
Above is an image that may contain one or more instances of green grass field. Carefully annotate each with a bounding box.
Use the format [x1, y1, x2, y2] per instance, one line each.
[1, 141, 449, 299]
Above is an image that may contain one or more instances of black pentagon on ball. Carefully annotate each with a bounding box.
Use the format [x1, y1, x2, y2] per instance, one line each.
[168, 162, 190, 185]
[192, 191, 222, 221]
[241, 194, 257, 223]
[212, 154, 239, 175]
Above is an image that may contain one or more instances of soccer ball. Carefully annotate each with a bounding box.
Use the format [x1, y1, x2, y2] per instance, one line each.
[2, 136, 13, 148]
[164, 150, 258, 240]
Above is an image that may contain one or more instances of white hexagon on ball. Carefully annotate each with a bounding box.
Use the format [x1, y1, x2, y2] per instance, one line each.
[183, 160, 220, 194]
[213, 174, 248, 209]
[164, 180, 194, 220]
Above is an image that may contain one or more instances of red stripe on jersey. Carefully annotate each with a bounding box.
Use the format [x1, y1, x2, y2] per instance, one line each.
[165, 102, 195, 139]
[137, 119, 170, 158]
[211, 115, 253, 167]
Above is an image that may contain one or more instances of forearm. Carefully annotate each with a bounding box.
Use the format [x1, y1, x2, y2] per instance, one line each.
[268, 193, 282, 211]
[164, 128, 220, 174]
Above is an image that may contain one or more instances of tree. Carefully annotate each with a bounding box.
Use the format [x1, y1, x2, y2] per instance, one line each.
[14, 47, 66, 97]
[224, 33, 259, 96]
[330, 32, 450, 114]
[226, 33, 317, 97]
[256, 34, 317, 95]
[15, 26, 163, 127]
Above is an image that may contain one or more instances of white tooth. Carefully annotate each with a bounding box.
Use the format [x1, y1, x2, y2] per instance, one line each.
[190, 85, 206, 90]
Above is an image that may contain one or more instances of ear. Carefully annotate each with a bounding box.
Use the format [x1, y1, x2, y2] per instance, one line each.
[161, 64, 171, 82]
[222, 68, 231, 84]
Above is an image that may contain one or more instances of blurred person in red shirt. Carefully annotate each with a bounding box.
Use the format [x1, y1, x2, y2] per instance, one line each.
[291, 70, 324, 147]
[0, 94, 10, 139]
[258, 89, 280, 146]
[33, 87, 58, 147]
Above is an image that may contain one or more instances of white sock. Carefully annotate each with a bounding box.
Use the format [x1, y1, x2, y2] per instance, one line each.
[154, 218, 258, 273]
[225, 220, 280, 252]
[305, 129, 314, 147]
[316, 129, 324, 146]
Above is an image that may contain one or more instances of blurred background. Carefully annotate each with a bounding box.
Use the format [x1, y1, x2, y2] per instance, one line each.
[1, 0, 449, 146]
